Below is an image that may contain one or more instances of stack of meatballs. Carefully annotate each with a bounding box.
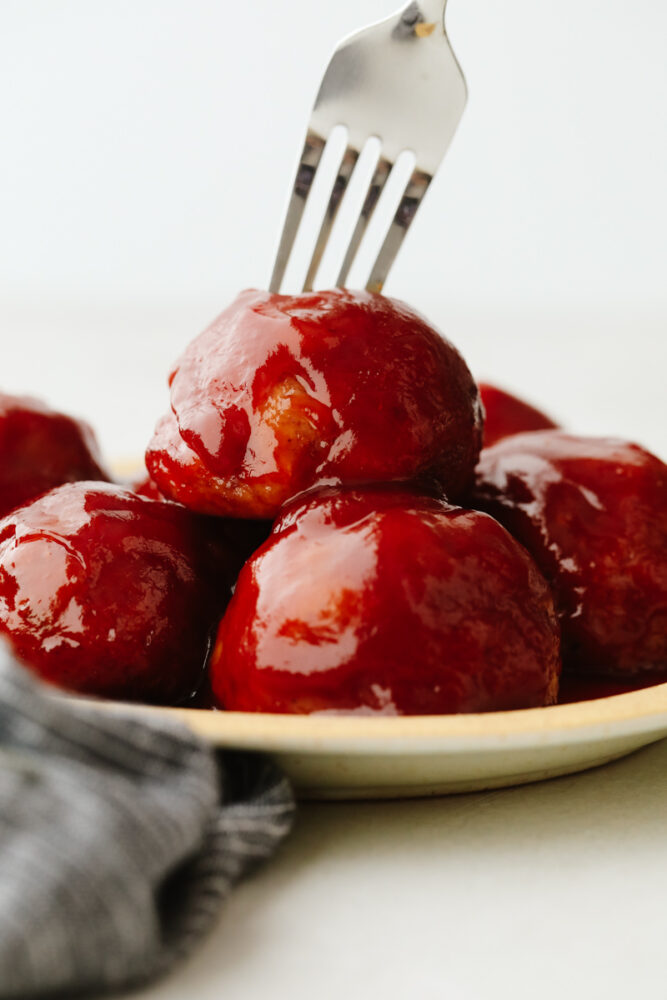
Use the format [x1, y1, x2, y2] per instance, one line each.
[0, 289, 665, 715]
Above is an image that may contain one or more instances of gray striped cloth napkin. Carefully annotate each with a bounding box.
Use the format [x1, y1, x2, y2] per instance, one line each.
[0, 644, 294, 999]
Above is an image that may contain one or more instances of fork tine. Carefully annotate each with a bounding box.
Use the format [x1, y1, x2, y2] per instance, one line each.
[336, 154, 393, 289]
[269, 129, 327, 294]
[303, 144, 360, 293]
[366, 166, 433, 294]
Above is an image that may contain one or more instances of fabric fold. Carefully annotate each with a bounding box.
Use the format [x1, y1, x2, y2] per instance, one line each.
[0, 646, 294, 999]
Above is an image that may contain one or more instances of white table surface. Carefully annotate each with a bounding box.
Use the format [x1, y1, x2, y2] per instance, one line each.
[135, 737, 667, 1000]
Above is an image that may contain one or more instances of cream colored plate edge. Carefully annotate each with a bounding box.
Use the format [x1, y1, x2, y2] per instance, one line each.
[87, 683, 667, 800]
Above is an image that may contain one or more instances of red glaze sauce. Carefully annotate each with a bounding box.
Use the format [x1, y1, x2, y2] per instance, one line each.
[130, 474, 273, 583]
[479, 382, 559, 448]
[0, 482, 231, 703]
[146, 289, 483, 519]
[132, 473, 166, 501]
[0, 393, 109, 518]
[211, 486, 561, 716]
[471, 432, 667, 679]
[559, 672, 667, 704]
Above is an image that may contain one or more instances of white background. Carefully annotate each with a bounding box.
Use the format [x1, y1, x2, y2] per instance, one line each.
[1, 5, 667, 999]
[1, 0, 666, 462]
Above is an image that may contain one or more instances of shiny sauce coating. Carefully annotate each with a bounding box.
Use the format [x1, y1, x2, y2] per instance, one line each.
[471, 432, 667, 678]
[479, 383, 559, 448]
[0, 482, 230, 702]
[0, 392, 109, 518]
[211, 486, 561, 715]
[147, 289, 482, 518]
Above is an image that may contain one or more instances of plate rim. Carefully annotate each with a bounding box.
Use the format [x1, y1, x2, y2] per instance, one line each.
[84, 680, 667, 751]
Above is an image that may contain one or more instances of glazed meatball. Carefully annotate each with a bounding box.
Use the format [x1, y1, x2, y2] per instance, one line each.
[132, 474, 272, 583]
[211, 486, 560, 715]
[0, 482, 230, 703]
[479, 383, 558, 448]
[146, 289, 482, 518]
[471, 432, 667, 678]
[0, 392, 109, 517]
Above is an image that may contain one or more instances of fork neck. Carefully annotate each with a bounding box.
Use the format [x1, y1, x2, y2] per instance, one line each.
[397, 0, 448, 31]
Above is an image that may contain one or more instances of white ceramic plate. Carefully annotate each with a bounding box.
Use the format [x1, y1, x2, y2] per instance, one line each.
[92, 683, 667, 800]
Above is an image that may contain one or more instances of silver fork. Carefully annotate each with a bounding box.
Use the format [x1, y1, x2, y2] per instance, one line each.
[269, 0, 467, 295]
